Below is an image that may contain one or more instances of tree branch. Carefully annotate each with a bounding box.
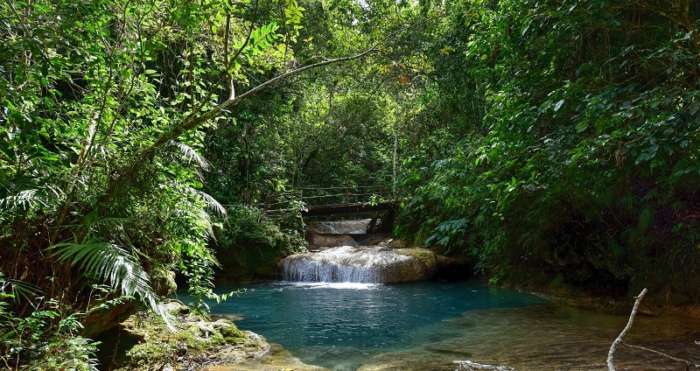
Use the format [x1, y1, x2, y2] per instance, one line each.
[147, 47, 377, 152]
[622, 342, 697, 368]
[97, 47, 377, 206]
[607, 288, 648, 371]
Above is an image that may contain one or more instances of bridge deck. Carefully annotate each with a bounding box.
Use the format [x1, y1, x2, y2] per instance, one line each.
[303, 201, 396, 217]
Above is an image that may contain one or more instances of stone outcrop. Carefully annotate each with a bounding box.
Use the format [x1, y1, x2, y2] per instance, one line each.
[111, 300, 269, 370]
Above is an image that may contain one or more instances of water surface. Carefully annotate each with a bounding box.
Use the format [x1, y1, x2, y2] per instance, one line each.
[201, 281, 700, 370]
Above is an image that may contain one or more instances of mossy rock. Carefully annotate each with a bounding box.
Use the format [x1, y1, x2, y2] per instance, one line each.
[82, 297, 136, 338]
[151, 268, 178, 296]
[384, 248, 437, 282]
[114, 303, 251, 370]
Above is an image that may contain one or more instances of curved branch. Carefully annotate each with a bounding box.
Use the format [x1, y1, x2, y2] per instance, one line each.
[607, 288, 648, 371]
[148, 47, 377, 152]
[98, 47, 378, 204]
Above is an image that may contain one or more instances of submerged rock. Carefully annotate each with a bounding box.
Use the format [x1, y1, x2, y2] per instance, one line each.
[453, 360, 513, 371]
[206, 343, 326, 371]
[282, 245, 436, 283]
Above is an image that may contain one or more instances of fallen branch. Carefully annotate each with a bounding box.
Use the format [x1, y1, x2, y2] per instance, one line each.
[607, 288, 647, 371]
[607, 288, 698, 370]
[622, 342, 696, 368]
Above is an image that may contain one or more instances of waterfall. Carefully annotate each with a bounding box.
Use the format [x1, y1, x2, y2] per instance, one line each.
[309, 219, 372, 235]
[282, 246, 413, 283]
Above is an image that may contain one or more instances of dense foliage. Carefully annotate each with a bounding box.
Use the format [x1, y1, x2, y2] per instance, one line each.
[0, 0, 372, 367]
[396, 0, 700, 301]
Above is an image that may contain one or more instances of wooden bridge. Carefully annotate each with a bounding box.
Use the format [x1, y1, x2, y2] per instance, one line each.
[261, 185, 397, 220]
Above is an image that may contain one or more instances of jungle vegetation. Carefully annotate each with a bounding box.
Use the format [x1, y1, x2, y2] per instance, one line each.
[1, 0, 699, 368]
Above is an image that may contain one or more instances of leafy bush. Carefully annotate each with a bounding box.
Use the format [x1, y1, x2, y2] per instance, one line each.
[214, 205, 306, 281]
[1, 275, 99, 370]
[397, 0, 700, 302]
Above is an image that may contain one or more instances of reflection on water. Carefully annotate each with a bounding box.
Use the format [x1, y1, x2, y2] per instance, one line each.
[361, 305, 700, 370]
[198, 281, 700, 370]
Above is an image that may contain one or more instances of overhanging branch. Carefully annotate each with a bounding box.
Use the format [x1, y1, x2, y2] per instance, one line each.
[148, 47, 377, 152]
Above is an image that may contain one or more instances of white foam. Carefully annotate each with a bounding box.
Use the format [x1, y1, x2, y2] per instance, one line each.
[281, 245, 411, 283]
[277, 281, 381, 290]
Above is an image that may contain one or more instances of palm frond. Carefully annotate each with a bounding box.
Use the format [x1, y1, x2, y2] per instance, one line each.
[0, 273, 43, 306]
[187, 187, 227, 218]
[168, 140, 210, 170]
[51, 241, 171, 325]
[199, 209, 217, 241]
[0, 189, 44, 211]
[8, 279, 43, 306]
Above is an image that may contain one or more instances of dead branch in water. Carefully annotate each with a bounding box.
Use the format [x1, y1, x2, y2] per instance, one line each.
[622, 343, 694, 368]
[607, 288, 647, 370]
[607, 288, 698, 370]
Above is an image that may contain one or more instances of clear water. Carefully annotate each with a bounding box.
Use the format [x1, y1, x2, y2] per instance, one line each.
[202, 281, 537, 369]
[195, 281, 700, 370]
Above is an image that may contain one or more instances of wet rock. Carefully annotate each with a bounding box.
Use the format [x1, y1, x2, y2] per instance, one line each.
[386, 238, 407, 249]
[307, 232, 358, 249]
[206, 342, 325, 371]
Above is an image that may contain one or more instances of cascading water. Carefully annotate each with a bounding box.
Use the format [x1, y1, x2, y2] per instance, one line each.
[282, 245, 433, 283]
[283, 219, 436, 283]
[309, 219, 372, 235]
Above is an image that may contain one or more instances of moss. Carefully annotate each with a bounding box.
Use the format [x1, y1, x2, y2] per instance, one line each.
[219, 323, 245, 342]
[115, 308, 248, 370]
[151, 268, 178, 296]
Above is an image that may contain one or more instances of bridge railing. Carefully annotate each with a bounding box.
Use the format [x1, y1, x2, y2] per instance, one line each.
[298, 185, 390, 206]
[259, 185, 392, 218]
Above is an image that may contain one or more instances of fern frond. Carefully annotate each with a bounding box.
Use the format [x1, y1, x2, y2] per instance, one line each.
[168, 140, 210, 170]
[51, 241, 171, 325]
[199, 209, 217, 241]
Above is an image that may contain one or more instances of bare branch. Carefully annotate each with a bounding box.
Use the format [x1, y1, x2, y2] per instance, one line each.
[607, 288, 648, 371]
[622, 342, 697, 368]
[223, 0, 258, 100]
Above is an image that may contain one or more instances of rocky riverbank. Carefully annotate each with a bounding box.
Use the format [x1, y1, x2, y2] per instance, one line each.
[105, 300, 320, 370]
